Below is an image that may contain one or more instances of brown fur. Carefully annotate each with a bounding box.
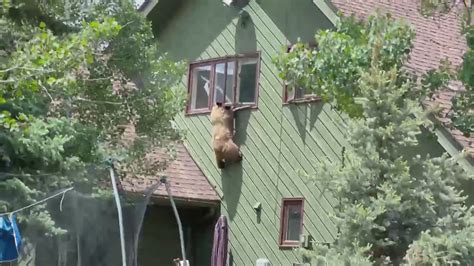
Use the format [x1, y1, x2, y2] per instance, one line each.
[210, 104, 225, 126]
[210, 103, 242, 168]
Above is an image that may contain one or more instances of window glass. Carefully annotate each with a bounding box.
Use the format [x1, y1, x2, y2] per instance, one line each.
[279, 198, 304, 247]
[190, 65, 211, 110]
[213, 62, 235, 105]
[285, 204, 302, 241]
[214, 63, 226, 104]
[295, 87, 307, 99]
[237, 58, 258, 104]
[225, 61, 235, 104]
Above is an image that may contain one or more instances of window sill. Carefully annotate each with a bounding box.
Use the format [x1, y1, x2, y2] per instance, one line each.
[185, 109, 211, 116]
[278, 242, 300, 249]
[184, 104, 258, 116]
[283, 96, 322, 105]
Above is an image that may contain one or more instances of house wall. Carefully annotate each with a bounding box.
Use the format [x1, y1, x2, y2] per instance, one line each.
[149, 0, 447, 264]
[150, 1, 340, 264]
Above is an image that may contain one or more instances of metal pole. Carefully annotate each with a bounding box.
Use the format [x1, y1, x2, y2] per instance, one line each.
[109, 167, 127, 266]
[162, 177, 187, 265]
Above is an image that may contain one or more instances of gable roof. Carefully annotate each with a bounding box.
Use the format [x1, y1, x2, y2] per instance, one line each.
[330, 0, 473, 159]
[120, 126, 220, 204]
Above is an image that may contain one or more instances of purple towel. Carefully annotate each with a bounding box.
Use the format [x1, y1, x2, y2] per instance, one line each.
[211, 215, 228, 266]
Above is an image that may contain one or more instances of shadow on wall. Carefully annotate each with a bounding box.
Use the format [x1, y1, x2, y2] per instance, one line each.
[288, 102, 323, 145]
[234, 109, 251, 146]
[256, 0, 334, 43]
[233, 10, 256, 146]
[150, 0, 240, 61]
[289, 104, 308, 144]
[221, 162, 243, 221]
[235, 10, 257, 54]
[463, 179, 474, 207]
[309, 101, 324, 131]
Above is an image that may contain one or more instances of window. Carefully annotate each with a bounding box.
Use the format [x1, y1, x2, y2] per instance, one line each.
[283, 44, 320, 104]
[279, 198, 304, 247]
[186, 53, 260, 114]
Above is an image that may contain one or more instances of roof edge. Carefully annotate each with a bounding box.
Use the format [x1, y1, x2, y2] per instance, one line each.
[151, 194, 221, 207]
[432, 122, 474, 172]
[124, 190, 220, 207]
[312, 0, 339, 25]
[138, 0, 159, 16]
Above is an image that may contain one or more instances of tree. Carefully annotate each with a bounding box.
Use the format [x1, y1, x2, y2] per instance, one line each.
[0, 1, 185, 239]
[274, 13, 474, 265]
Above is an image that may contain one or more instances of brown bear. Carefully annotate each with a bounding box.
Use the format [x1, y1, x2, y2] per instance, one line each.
[210, 102, 242, 169]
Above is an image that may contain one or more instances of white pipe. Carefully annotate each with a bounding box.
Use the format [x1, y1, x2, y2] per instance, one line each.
[163, 180, 187, 265]
[109, 167, 127, 266]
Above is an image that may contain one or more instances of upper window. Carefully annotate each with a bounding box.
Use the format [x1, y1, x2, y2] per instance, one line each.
[283, 44, 320, 104]
[279, 198, 304, 247]
[186, 53, 260, 114]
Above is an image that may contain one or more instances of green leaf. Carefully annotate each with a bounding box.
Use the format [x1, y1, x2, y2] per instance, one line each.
[86, 54, 94, 64]
[47, 76, 56, 85]
[90, 21, 100, 29]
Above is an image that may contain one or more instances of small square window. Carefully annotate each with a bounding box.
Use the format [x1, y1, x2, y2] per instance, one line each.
[186, 53, 260, 114]
[279, 198, 304, 248]
[283, 44, 320, 104]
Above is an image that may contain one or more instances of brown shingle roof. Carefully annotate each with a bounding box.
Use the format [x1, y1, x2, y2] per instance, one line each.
[120, 126, 219, 203]
[331, 0, 473, 157]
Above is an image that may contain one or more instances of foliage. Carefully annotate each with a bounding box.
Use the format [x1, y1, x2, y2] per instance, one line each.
[455, 26, 474, 136]
[0, 1, 185, 238]
[301, 243, 374, 266]
[276, 13, 474, 265]
[419, 0, 455, 17]
[418, 0, 473, 137]
[274, 13, 416, 117]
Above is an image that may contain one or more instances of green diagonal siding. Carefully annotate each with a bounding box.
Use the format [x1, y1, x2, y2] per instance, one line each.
[151, 0, 344, 264]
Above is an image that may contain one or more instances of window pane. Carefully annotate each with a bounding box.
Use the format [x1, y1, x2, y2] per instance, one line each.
[287, 86, 305, 101]
[213, 62, 235, 104]
[285, 204, 302, 241]
[214, 63, 226, 104]
[190, 65, 212, 110]
[237, 58, 258, 104]
[225, 61, 235, 104]
[294, 87, 306, 99]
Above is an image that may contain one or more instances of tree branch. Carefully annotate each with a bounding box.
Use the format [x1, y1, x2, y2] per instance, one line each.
[0, 66, 46, 73]
[75, 97, 122, 105]
[39, 83, 54, 102]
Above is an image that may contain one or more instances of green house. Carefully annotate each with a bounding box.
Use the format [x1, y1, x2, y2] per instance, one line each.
[136, 0, 473, 265]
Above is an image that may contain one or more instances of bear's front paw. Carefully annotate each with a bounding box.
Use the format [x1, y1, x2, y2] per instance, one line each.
[237, 152, 243, 162]
[217, 160, 226, 169]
